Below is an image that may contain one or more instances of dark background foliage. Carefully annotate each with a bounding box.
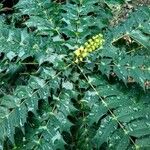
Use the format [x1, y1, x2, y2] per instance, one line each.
[0, 0, 150, 150]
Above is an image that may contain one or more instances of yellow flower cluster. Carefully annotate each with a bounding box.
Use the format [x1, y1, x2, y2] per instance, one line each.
[74, 34, 104, 63]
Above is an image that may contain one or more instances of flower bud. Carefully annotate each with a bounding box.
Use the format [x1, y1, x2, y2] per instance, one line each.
[74, 33, 104, 63]
[82, 52, 88, 58]
[74, 49, 81, 56]
[79, 57, 83, 61]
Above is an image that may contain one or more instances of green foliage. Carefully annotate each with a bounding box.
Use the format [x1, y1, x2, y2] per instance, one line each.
[0, 0, 150, 149]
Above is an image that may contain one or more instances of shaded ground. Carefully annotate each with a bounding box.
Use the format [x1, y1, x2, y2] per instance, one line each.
[110, 0, 150, 26]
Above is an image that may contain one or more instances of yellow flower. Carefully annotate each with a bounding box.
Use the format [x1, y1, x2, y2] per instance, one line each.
[83, 48, 88, 53]
[88, 39, 93, 43]
[79, 46, 84, 51]
[84, 42, 88, 46]
[89, 41, 94, 46]
[86, 44, 91, 48]
[74, 49, 81, 56]
[95, 35, 99, 38]
[88, 48, 93, 52]
[91, 46, 96, 51]
[92, 36, 97, 39]
[75, 59, 79, 63]
[74, 33, 104, 63]
[94, 43, 98, 47]
[95, 44, 99, 48]
[98, 34, 103, 37]
[95, 39, 100, 43]
[82, 52, 88, 58]
[79, 57, 83, 61]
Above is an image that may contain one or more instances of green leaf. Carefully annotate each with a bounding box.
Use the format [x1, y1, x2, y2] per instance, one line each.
[92, 117, 118, 148]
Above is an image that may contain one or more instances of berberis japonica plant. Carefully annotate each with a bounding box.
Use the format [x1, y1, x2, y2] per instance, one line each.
[0, 0, 150, 149]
